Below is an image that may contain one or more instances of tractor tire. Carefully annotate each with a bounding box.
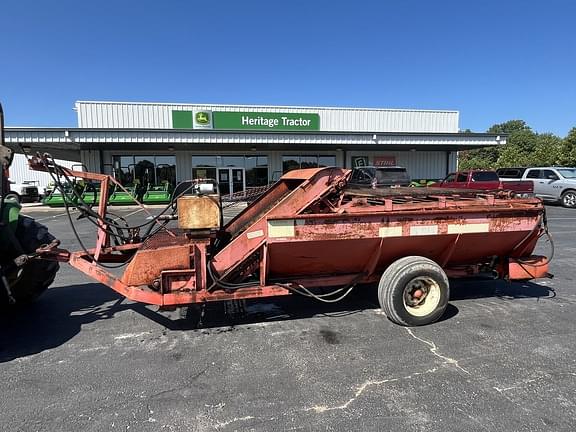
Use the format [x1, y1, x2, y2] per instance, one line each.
[0, 215, 60, 306]
[378, 256, 449, 327]
[561, 190, 576, 208]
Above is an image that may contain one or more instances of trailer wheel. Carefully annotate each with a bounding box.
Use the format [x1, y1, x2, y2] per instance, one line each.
[378, 256, 449, 326]
[1, 216, 60, 306]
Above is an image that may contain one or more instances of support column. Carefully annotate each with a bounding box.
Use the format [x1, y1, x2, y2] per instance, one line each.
[80, 149, 102, 173]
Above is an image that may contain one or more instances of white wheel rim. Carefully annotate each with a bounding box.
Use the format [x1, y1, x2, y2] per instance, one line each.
[403, 276, 441, 317]
[564, 193, 576, 207]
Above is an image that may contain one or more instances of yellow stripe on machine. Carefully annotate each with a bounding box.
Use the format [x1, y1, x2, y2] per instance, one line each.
[410, 225, 439, 236]
[378, 226, 403, 238]
[447, 223, 490, 234]
[268, 220, 295, 238]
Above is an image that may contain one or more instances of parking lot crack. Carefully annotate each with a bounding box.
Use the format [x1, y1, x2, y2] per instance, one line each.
[144, 363, 212, 400]
[493, 371, 576, 393]
[405, 328, 470, 374]
[213, 415, 255, 429]
[306, 367, 438, 413]
[454, 406, 492, 431]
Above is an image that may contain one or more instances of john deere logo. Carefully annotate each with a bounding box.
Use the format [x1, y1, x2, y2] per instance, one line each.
[195, 112, 210, 124]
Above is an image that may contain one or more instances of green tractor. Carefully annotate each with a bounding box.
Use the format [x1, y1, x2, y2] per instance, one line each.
[142, 164, 173, 205]
[409, 179, 438, 187]
[42, 164, 100, 207]
[107, 163, 139, 205]
[107, 163, 173, 206]
[0, 103, 59, 307]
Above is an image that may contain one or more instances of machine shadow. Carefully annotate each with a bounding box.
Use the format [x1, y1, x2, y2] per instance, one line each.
[165, 279, 554, 331]
[449, 278, 555, 301]
[143, 291, 386, 331]
[163, 285, 458, 331]
[0, 283, 128, 363]
[0, 278, 555, 360]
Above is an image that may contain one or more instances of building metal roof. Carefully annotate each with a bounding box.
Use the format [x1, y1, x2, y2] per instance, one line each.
[75, 101, 460, 133]
[4, 101, 504, 158]
[5, 127, 505, 158]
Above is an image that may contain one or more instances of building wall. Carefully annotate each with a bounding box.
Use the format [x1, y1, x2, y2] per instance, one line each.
[80, 149, 102, 173]
[98, 148, 451, 183]
[8, 153, 78, 191]
[76, 101, 459, 133]
[346, 150, 454, 179]
[100, 149, 345, 183]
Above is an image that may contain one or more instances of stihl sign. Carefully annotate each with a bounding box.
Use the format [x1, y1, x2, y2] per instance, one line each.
[373, 156, 396, 167]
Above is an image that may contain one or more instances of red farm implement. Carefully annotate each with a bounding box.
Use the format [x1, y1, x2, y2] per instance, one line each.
[29, 155, 550, 326]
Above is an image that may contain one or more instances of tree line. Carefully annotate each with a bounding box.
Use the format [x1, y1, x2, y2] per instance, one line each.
[459, 120, 576, 170]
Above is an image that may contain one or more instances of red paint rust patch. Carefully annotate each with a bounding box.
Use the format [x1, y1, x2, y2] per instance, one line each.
[121, 245, 191, 286]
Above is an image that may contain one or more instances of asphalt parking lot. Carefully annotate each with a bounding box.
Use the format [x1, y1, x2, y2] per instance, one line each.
[1, 203, 576, 431]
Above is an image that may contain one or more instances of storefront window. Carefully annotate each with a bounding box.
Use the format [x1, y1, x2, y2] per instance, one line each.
[112, 155, 176, 188]
[111, 155, 137, 185]
[155, 156, 177, 186]
[221, 156, 245, 167]
[245, 156, 268, 187]
[192, 167, 217, 180]
[319, 155, 337, 167]
[120, 156, 133, 168]
[191, 155, 268, 188]
[300, 156, 318, 169]
[282, 155, 336, 173]
[282, 156, 300, 173]
[134, 156, 156, 185]
[192, 155, 217, 168]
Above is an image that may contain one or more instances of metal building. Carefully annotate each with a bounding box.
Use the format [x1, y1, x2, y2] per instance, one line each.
[5, 101, 505, 195]
[8, 153, 77, 192]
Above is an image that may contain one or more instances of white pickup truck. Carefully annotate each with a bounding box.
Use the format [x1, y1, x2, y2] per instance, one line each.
[497, 167, 576, 208]
[7, 180, 40, 203]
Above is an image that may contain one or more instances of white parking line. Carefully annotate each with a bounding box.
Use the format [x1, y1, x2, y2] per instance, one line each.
[35, 212, 70, 222]
[114, 207, 145, 220]
[33, 207, 148, 223]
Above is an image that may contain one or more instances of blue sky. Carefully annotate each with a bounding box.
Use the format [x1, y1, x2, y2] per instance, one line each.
[1, 0, 574, 135]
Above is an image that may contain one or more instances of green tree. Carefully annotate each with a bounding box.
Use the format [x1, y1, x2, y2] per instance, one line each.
[459, 119, 572, 170]
[495, 128, 539, 167]
[487, 120, 531, 134]
[458, 147, 499, 170]
[560, 127, 576, 166]
[528, 133, 564, 166]
[459, 120, 534, 170]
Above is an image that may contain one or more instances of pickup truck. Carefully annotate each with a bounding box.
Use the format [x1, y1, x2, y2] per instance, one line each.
[434, 170, 533, 197]
[7, 180, 40, 203]
[497, 167, 576, 208]
[347, 166, 411, 189]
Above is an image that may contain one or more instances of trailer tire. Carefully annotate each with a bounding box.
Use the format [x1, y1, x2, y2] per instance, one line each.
[0, 216, 60, 306]
[378, 256, 449, 326]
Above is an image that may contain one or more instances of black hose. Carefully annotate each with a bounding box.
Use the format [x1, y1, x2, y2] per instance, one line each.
[43, 154, 176, 243]
[39, 156, 136, 268]
[278, 282, 357, 303]
[206, 260, 258, 290]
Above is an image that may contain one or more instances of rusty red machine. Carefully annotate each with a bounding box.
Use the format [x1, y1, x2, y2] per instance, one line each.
[31, 155, 550, 326]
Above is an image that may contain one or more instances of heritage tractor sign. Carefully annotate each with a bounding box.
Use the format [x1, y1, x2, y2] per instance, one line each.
[172, 110, 320, 131]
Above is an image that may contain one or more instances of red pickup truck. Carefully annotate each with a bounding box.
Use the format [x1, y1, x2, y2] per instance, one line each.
[434, 170, 533, 196]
